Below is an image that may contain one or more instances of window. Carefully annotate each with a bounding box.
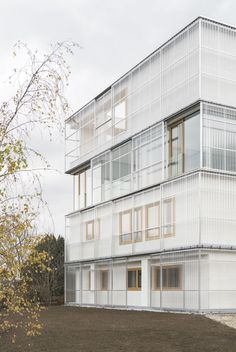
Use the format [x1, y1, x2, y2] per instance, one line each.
[152, 265, 182, 290]
[95, 91, 112, 145]
[92, 152, 110, 204]
[82, 270, 91, 291]
[119, 210, 132, 244]
[85, 219, 100, 241]
[145, 202, 160, 240]
[168, 120, 184, 177]
[184, 114, 200, 172]
[128, 268, 142, 291]
[113, 88, 127, 136]
[133, 207, 143, 242]
[79, 109, 95, 157]
[168, 113, 200, 177]
[101, 270, 108, 291]
[119, 208, 143, 244]
[112, 142, 132, 198]
[114, 100, 127, 135]
[74, 168, 91, 210]
[163, 198, 175, 237]
[133, 125, 162, 190]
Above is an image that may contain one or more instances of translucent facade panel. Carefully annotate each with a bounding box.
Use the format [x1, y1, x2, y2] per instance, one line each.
[111, 142, 132, 198]
[65, 213, 81, 263]
[65, 265, 81, 304]
[161, 173, 200, 249]
[202, 104, 236, 172]
[65, 22, 199, 171]
[151, 251, 200, 310]
[67, 171, 236, 264]
[65, 250, 236, 311]
[201, 20, 236, 108]
[67, 173, 207, 263]
[200, 173, 236, 246]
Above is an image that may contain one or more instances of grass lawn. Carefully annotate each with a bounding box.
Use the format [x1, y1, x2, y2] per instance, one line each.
[2, 306, 236, 352]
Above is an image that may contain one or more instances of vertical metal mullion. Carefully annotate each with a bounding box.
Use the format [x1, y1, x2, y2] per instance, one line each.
[162, 121, 165, 180]
[200, 102, 203, 170]
[199, 18, 202, 100]
[91, 159, 94, 206]
[64, 264, 67, 305]
[111, 260, 113, 307]
[80, 263, 82, 306]
[160, 253, 163, 310]
[198, 249, 201, 313]
[125, 259, 128, 308]
[183, 256, 186, 311]
[94, 264, 97, 306]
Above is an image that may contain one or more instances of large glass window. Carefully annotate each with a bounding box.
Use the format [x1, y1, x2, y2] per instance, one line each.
[184, 114, 200, 172]
[133, 124, 162, 190]
[74, 168, 92, 210]
[168, 121, 184, 177]
[112, 142, 132, 198]
[92, 152, 111, 204]
[168, 113, 200, 177]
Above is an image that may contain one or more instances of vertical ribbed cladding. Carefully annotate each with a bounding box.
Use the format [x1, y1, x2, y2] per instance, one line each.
[65, 21, 200, 172]
[201, 19, 236, 108]
[202, 102, 236, 173]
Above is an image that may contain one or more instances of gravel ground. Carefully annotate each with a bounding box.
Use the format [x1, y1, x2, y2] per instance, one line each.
[207, 314, 236, 330]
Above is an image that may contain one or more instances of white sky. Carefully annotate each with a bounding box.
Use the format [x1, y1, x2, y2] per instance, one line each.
[1, 0, 236, 235]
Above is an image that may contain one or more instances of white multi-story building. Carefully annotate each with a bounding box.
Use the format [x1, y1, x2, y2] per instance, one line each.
[65, 17, 236, 312]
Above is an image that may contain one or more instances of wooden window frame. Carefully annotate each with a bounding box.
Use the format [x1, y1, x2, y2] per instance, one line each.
[78, 167, 91, 209]
[119, 209, 132, 245]
[85, 219, 100, 241]
[152, 265, 182, 291]
[133, 207, 143, 243]
[168, 119, 184, 177]
[163, 197, 175, 237]
[145, 202, 160, 241]
[127, 268, 142, 291]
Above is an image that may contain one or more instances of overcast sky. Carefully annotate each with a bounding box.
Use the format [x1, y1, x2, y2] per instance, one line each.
[1, 0, 236, 236]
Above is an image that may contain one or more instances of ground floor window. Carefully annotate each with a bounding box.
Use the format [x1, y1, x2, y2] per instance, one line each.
[101, 270, 108, 291]
[152, 265, 182, 290]
[127, 268, 142, 291]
